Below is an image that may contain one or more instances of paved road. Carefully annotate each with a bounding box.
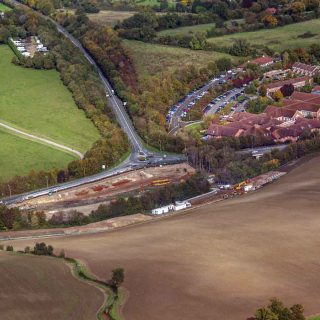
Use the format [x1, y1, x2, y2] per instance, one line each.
[0, 121, 84, 159]
[2, 0, 186, 205]
[237, 144, 288, 156]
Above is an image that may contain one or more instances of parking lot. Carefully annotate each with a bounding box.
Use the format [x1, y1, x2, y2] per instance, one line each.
[167, 70, 237, 132]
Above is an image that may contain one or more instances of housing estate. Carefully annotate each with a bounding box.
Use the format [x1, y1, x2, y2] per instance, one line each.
[207, 91, 320, 143]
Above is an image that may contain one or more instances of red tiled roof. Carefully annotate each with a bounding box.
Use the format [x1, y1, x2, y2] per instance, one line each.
[265, 105, 296, 118]
[290, 91, 319, 101]
[250, 56, 274, 66]
[295, 118, 320, 128]
[265, 76, 310, 90]
[228, 112, 255, 122]
[239, 56, 274, 68]
[207, 124, 239, 137]
[292, 62, 320, 73]
[272, 127, 300, 139]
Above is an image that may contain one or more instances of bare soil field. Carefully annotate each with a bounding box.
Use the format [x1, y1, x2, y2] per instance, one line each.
[3, 156, 320, 320]
[0, 252, 104, 320]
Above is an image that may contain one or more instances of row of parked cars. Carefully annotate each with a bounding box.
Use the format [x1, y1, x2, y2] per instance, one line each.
[166, 70, 237, 124]
[203, 88, 245, 115]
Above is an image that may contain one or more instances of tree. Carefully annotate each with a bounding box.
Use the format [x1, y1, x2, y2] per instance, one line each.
[230, 39, 251, 56]
[280, 83, 294, 97]
[259, 84, 267, 97]
[282, 51, 290, 68]
[111, 268, 125, 288]
[262, 15, 278, 28]
[255, 308, 278, 320]
[291, 1, 306, 13]
[274, 90, 284, 101]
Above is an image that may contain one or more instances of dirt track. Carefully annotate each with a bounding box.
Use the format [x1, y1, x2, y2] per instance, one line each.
[4, 156, 320, 320]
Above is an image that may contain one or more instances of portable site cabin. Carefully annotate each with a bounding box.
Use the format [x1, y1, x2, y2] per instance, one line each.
[152, 204, 174, 215]
[174, 201, 191, 211]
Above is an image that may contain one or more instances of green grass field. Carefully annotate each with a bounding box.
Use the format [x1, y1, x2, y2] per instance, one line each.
[0, 127, 76, 181]
[124, 40, 237, 76]
[158, 23, 216, 37]
[0, 45, 100, 153]
[309, 317, 320, 320]
[207, 19, 320, 52]
[0, 2, 12, 11]
[88, 10, 136, 26]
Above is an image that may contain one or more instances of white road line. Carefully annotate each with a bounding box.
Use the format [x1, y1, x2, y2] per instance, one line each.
[0, 121, 84, 159]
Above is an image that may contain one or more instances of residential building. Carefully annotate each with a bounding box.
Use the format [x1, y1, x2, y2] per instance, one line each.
[238, 56, 274, 71]
[265, 76, 311, 93]
[292, 62, 320, 76]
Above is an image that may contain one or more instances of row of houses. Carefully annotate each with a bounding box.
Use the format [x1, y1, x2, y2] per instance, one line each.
[239, 56, 319, 78]
[207, 91, 320, 143]
[265, 75, 311, 93]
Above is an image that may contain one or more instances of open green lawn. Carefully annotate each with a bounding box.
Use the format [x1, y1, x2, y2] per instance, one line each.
[0, 45, 100, 153]
[309, 317, 320, 320]
[207, 19, 320, 52]
[0, 127, 76, 181]
[158, 23, 216, 37]
[0, 2, 12, 11]
[126, 0, 176, 8]
[124, 40, 237, 76]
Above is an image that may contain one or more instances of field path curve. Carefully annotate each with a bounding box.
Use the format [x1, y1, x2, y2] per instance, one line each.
[0, 121, 84, 159]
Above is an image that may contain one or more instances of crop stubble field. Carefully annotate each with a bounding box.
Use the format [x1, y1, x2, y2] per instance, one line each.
[4, 156, 320, 320]
[0, 252, 104, 320]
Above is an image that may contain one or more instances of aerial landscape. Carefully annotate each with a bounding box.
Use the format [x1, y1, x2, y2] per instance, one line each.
[0, 0, 320, 318]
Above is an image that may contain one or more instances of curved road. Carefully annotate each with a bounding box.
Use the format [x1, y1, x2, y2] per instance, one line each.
[2, 0, 186, 205]
[0, 121, 84, 159]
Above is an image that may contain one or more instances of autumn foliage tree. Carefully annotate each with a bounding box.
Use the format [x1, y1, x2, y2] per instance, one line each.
[280, 83, 295, 97]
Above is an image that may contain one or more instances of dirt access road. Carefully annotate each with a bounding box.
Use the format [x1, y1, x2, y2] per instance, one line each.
[4, 156, 320, 320]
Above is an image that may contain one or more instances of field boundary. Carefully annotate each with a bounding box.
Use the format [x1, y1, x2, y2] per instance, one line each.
[0, 120, 84, 159]
[64, 257, 126, 320]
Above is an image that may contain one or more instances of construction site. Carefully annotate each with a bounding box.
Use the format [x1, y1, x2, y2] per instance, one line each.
[13, 164, 195, 217]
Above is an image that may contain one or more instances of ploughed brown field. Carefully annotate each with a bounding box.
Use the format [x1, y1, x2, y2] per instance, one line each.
[3, 156, 320, 320]
[0, 252, 104, 320]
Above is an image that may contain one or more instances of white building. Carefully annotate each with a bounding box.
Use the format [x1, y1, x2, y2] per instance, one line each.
[152, 201, 191, 215]
[152, 204, 174, 215]
[174, 201, 191, 211]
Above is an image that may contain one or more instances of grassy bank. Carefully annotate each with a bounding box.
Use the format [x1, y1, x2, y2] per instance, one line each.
[0, 2, 12, 11]
[124, 40, 237, 76]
